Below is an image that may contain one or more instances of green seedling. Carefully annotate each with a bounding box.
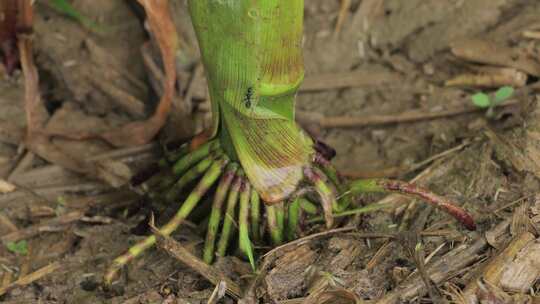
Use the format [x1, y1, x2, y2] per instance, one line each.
[471, 86, 514, 118]
[6, 240, 28, 255]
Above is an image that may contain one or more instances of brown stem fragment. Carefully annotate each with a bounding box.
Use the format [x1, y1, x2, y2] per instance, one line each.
[348, 179, 476, 231]
[153, 229, 242, 300]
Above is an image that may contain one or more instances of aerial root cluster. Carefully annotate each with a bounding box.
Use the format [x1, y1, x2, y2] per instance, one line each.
[104, 139, 475, 286]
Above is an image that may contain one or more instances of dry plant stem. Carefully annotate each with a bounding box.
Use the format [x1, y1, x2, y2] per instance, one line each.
[0, 262, 61, 296]
[88, 76, 146, 118]
[206, 281, 227, 304]
[141, 42, 166, 97]
[445, 67, 527, 88]
[297, 99, 519, 129]
[404, 234, 444, 302]
[334, 0, 351, 37]
[154, 231, 241, 299]
[0, 212, 18, 233]
[1, 210, 85, 243]
[2, 271, 14, 290]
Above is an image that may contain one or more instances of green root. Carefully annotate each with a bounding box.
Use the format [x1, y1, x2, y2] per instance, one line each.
[203, 163, 237, 264]
[266, 204, 282, 246]
[164, 153, 216, 203]
[250, 190, 261, 242]
[286, 197, 301, 240]
[238, 182, 255, 269]
[158, 140, 220, 190]
[104, 153, 227, 285]
[216, 172, 242, 257]
[104, 143, 475, 286]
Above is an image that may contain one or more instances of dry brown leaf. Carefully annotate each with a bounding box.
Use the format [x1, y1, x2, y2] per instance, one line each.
[43, 0, 179, 147]
[17, 0, 131, 187]
[99, 0, 178, 147]
[19, 11, 92, 175]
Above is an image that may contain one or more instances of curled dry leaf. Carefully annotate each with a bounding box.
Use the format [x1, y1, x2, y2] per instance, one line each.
[102, 0, 177, 146]
[45, 0, 178, 147]
[99, 0, 178, 147]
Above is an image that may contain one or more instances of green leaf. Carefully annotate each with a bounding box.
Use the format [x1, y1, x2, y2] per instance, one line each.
[471, 93, 491, 108]
[494, 86, 514, 104]
[6, 240, 28, 255]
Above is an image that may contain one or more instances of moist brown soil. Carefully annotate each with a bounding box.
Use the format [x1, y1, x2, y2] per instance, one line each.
[1, 0, 540, 303]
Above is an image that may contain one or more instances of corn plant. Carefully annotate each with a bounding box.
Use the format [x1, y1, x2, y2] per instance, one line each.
[104, 0, 476, 286]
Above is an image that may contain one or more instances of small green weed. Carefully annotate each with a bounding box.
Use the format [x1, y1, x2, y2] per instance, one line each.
[471, 86, 514, 118]
[6, 240, 28, 255]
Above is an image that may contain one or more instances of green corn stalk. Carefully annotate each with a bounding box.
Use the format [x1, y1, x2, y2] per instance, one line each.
[188, 0, 312, 204]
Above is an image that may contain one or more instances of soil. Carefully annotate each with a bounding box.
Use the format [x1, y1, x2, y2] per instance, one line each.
[1, 0, 540, 303]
